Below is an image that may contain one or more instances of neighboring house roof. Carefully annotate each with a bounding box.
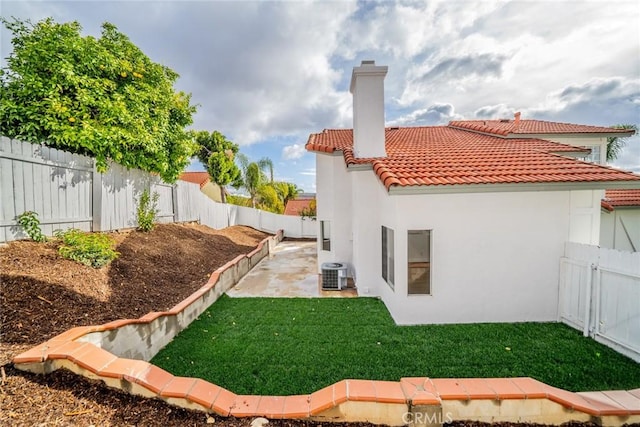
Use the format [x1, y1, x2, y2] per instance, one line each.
[178, 172, 210, 188]
[601, 189, 640, 211]
[297, 193, 316, 199]
[305, 126, 640, 192]
[284, 199, 315, 216]
[448, 119, 634, 137]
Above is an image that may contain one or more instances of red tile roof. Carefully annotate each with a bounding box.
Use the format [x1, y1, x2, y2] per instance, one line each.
[179, 172, 210, 188]
[284, 199, 315, 216]
[449, 119, 635, 137]
[305, 126, 640, 191]
[601, 189, 640, 211]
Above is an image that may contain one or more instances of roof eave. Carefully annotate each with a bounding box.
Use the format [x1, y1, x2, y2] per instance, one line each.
[387, 180, 640, 195]
[505, 132, 634, 139]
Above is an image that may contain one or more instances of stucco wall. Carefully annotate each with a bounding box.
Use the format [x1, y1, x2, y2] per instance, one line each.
[316, 150, 605, 324]
[568, 190, 603, 245]
[358, 187, 574, 325]
[601, 208, 640, 251]
[315, 153, 353, 273]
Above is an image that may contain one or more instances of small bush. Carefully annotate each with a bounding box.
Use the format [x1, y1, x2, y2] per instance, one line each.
[54, 229, 119, 268]
[17, 211, 47, 242]
[137, 188, 159, 232]
[299, 199, 317, 219]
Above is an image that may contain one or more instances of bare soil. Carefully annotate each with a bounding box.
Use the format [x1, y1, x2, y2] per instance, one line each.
[0, 223, 614, 426]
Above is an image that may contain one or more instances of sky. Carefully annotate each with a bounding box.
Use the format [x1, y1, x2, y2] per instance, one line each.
[1, 0, 639, 193]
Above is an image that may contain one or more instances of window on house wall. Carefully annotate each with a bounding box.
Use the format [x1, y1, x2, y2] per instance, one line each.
[382, 226, 394, 288]
[408, 230, 431, 295]
[584, 146, 602, 164]
[321, 221, 331, 251]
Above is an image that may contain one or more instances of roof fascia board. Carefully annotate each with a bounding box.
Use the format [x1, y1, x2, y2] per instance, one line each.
[314, 149, 343, 157]
[346, 163, 373, 171]
[388, 180, 640, 195]
[505, 132, 634, 139]
[607, 205, 640, 210]
[448, 126, 633, 139]
[551, 151, 588, 158]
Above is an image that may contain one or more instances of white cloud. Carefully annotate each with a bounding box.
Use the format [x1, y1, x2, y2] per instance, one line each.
[282, 144, 306, 160]
[300, 168, 316, 176]
[474, 103, 515, 120]
[391, 103, 463, 126]
[2, 0, 639, 188]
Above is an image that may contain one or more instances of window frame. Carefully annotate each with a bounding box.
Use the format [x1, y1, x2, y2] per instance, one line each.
[320, 220, 331, 251]
[582, 145, 602, 164]
[407, 229, 432, 296]
[382, 225, 394, 289]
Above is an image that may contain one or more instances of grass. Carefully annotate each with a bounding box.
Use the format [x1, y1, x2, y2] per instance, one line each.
[151, 296, 640, 396]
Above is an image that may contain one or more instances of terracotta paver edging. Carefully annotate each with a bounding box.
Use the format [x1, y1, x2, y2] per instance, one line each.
[11, 228, 640, 425]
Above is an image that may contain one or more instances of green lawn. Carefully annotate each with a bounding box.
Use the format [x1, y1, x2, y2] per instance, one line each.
[151, 296, 640, 396]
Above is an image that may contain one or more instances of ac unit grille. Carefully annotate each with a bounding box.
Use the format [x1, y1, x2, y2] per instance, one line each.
[321, 262, 347, 290]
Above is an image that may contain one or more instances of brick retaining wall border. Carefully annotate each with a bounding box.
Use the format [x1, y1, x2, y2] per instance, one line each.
[13, 230, 640, 426]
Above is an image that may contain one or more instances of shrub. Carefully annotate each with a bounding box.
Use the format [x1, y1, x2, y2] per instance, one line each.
[137, 189, 159, 232]
[17, 211, 47, 242]
[299, 199, 317, 219]
[54, 229, 119, 268]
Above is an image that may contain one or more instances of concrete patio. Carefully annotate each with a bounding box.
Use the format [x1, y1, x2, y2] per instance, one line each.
[226, 240, 357, 298]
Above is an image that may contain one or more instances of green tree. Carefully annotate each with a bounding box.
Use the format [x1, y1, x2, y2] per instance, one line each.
[607, 124, 637, 162]
[0, 18, 197, 182]
[234, 153, 273, 208]
[256, 184, 283, 213]
[272, 181, 302, 207]
[194, 130, 240, 203]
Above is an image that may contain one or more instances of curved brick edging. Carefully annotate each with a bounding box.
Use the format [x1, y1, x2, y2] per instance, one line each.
[12, 229, 640, 425]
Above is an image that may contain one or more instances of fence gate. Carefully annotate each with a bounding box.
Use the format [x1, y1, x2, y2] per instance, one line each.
[559, 241, 640, 362]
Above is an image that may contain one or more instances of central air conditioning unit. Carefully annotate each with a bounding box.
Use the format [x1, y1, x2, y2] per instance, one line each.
[321, 262, 348, 290]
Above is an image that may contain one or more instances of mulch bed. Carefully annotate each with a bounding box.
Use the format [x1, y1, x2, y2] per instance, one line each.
[0, 223, 613, 426]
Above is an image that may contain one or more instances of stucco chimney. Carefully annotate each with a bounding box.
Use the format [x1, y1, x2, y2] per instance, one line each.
[350, 60, 388, 158]
[514, 111, 521, 126]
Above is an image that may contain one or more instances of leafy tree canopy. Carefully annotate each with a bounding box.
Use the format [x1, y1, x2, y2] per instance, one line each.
[194, 130, 240, 202]
[0, 17, 197, 182]
[234, 153, 272, 208]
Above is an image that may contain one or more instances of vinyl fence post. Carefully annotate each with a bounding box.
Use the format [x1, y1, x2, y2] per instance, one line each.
[172, 183, 179, 223]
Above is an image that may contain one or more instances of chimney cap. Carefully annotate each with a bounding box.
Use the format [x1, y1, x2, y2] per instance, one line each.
[350, 60, 388, 94]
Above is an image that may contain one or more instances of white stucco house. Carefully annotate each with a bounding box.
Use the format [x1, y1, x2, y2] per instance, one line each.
[306, 60, 640, 325]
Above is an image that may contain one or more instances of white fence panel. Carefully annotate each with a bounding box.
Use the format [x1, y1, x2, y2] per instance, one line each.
[235, 205, 260, 230]
[558, 258, 590, 331]
[0, 137, 93, 241]
[2, 137, 317, 242]
[559, 242, 640, 362]
[152, 182, 175, 223]
[302, 218, 317, 238]
[594, 248, 640, 362]
[259, 210, 280, 234]
[174, 180, 201, 223]
[96, 163, 158, 231]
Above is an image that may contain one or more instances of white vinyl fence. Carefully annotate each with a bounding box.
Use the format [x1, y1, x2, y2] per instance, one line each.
[558, 241, 640, 362]
[1, 137, 316, 242]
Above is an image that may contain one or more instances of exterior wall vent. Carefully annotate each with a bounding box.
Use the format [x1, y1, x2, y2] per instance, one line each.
[321, 262, 348, 290]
